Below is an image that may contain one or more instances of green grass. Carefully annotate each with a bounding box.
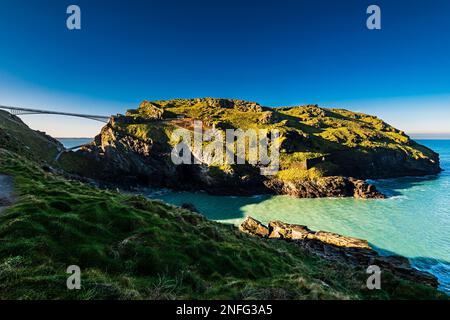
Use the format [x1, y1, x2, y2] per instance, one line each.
[277, 167, 324, 181]
[87, 99, 438, 182]
[128, 100, 438, 169]
[0, 148, 446, 300]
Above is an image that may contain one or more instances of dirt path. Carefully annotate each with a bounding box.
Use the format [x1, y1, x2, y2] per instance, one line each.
[0, 174, 14, 213]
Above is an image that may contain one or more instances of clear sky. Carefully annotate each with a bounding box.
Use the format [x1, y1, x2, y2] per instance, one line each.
[0, 0, 449, 137]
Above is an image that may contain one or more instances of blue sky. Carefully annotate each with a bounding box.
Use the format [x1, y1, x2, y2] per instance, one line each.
[0, 0, 449, 137]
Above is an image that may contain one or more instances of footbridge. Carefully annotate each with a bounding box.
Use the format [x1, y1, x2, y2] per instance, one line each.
[54, 144, 92, 162]
[0, 105, 110, 123]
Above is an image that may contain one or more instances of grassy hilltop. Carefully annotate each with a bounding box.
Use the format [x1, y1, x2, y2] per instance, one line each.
[125, 98, 441, 179]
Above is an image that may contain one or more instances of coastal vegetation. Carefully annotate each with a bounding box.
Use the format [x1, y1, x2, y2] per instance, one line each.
[0, 104, 446, 299]
[56, 99, 440, 198]
[0, 149, 445, 299]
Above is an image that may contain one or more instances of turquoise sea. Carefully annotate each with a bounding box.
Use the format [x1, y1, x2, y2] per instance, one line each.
[154, 140, 450, 294]
[58, 139, 450, 294]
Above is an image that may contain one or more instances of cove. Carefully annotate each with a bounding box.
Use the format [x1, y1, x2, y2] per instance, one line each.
[150, 140, 450, 294]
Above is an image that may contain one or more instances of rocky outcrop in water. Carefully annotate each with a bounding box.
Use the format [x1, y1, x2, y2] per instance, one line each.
[57, 98, 442, 199]
[70, 125, 386, 198]
[240, 217, 438, 288]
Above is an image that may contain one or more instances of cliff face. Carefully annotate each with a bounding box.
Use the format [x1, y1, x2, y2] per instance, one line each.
[323, 146, 440, 179]
[61, 98, 441, 198]
[63, 124, 178, 188]
[265, 176, 385, 199]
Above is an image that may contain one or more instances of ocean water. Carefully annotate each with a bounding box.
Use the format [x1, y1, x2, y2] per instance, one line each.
[59, 138, 450, 293]
[57, 138, 93, 149]
[152, 140, 450, 294]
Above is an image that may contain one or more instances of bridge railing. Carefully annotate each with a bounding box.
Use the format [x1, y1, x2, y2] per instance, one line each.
[0, 105, 110, 123]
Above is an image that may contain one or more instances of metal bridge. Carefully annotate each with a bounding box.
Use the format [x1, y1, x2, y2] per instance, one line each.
[55, 144, 91, 162]
[0, 105, 110, 123]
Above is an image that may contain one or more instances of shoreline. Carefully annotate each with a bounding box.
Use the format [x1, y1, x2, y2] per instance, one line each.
[148, 162, 450, 294]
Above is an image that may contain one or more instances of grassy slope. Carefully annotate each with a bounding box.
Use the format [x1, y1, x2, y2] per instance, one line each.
[0, 148, 445, 300]
[0, 110, 61, 163]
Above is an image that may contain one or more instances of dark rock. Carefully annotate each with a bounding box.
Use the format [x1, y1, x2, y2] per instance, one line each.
[369, 256, 439, 288]
[0, 197, 12, 207]
[326, 148, 441, 179]
[265, 176, 385, 199]
[181, 202, 200, 213]
[42, 164, 55, 173]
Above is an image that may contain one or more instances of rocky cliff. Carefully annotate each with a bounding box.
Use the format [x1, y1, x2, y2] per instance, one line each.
[0, 104, 446, 299]
[60, 98, 441, 198]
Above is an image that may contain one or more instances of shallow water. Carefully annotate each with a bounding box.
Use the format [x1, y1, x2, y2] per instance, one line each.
[153, 140, 450, 294]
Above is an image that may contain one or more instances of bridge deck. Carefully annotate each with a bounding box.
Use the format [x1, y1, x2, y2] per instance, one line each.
[0, 105, 110, 123]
